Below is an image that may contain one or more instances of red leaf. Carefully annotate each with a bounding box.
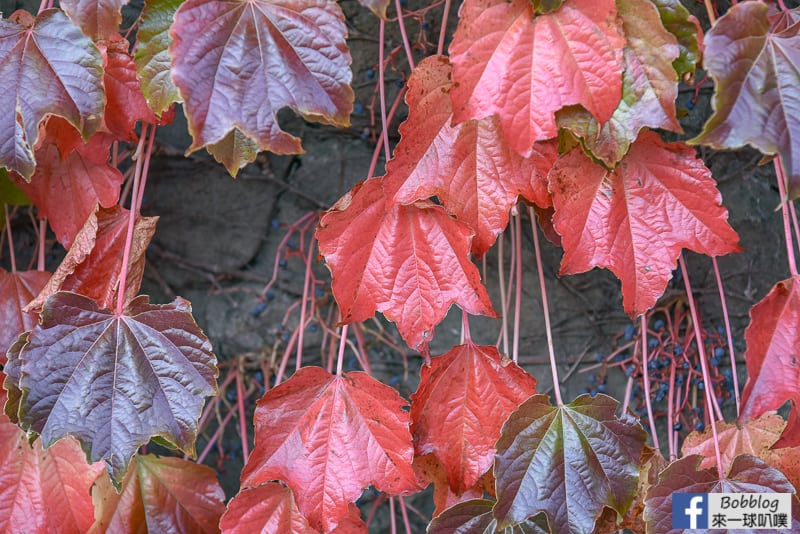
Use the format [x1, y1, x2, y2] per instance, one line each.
[26, 205, 158, 312]
[411, 342, 536, 493]
[221, 482, 315, 534]
[0, 378, 104, 534]
[427, 499, 548, 534]
[14, 292, 218, 484]
[0, 9, 104, 180]
[412, 454, 492, 518]
[644, 454, 800, 533]
[740, 276, 800, 420]
[387, 56, 556, 257]
[89, 454, 225, 533]
[690, 2, 800, 198]
[61, 0, 129, 40]
[448, 0, 625, 155]
[493, 394, 647, 533]
[317, 178, 497, 350]
[12, 119, 124, 248]
[556, 0, 682, 167]
[240, 367, 418, 532]
[0, 269, 49, 353]
[549, 132, 741, 316]
[101, 35, 157, 141]
[133, 0, 183, 117]
[169, 0, 354, 175]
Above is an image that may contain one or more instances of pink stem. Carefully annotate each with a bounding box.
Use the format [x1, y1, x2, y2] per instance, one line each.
[336, 324, 349, 376]
[235, 370, 250, 463]
[399, 497, 412, 534]
[512, 211, 522, 364]
[680, 254, 725, 479]
[640, 315, 660, 450]
[115, 126, 149, 316]
[366, 88, 406, 181]
[197, 410, 235, 464]
[668, 360, 677, 460]
[135, 127, 156, 213]
[37, 219, 46, 271]
[529, 208, 562, 405]
[711, 257, 739, 416]
[789, 201, 800, 261]
[394, 0, 415, 70]
[378, 20, 392, 163]
[390, 497, 397, 534]
[437, 0, 452, 55]
[621, 375, 634, 415]
[295, 236, 316, 371]
[462, 309, 472, 344]
[776, 157, 799, 277]
[496, 233, 509, 355]
[4, 205, 16, 273]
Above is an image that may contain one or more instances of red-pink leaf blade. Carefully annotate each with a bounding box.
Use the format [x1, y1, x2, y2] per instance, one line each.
[220, 483, 316, 534]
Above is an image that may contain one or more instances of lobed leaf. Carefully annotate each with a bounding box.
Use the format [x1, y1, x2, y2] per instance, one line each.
[410, 341, 537, 493]
[89, 454, 225, 533]
[493, 394, 647, 533]
[0, 377, 104, 534]
[413, 454, 492, 518]
[427, 499, 548, 534]
[644, 454, 800, 533]
[134, 0, 183, 117]
[317, 178, 497, 350]
[690, 2, 800, 198]
[240, 367, 418, 532]
[61, 0, 129, 40]
[549, 131, 741, 317]
[220, 482, 315, 534]
[0, 9, 104, 180]
[448, 0, 625, 155]
[740, 275, 800, 420]
[169, 0, 354, 175]
[557, 0, 682, 167]
[388, 56, 556, 258]
[649, 0, 701, 81]
[14, 292, 218, 484]
[0, 269, 49, 355]
[26, 205, 158, 312]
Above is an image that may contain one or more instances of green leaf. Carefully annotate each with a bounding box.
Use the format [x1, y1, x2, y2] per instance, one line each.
[14, 292, 218, 485]
[557, 0, 681, 167]
[493, 394, 647, 533]
[0, 170, 30, 206]
[134, 0, 183, 117]
[428, 499, 548, 534]
[690, 2, 800, 198]
[649, 0, 701, 80]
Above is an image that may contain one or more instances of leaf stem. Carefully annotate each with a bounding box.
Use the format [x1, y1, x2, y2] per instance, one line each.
[680, 254, 725, 480]
[437, 0, 452, 55]
[366, 87, 406, 180]
[529, 207, 562, 406]
[336, 324, 348, 377]
[775, 157, 798, 277]
[4, 204, 16, 273]
[703, 0, 717, 24]
[711, 256, 739, 416]
[116, 125, 149, 316]
[641, 315, 661, 451]
[512, 210, 522, 364]
[378, 19, 392, 163]
[667, 359, 677, 460]
[461, 309, 471, 344]
[497, 235, 509, 355]
[235, 369, 249, 463]
[394, 0, 415, 70]
[37, 218, 46, 271]
[399, 496, 412, 534]
[295, 236, 316, 371]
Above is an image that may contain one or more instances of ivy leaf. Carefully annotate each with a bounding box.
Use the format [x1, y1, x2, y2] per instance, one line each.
[0, 9, 104, 180]
[89, 454, 225, 533]
[12, 118, 124, 248]
[169, 0, 354, 175]
[101, 35, 157, 141]
[61, 0, 129, 40]
[134, 0, 182, 117]
[240, 367, 418, 532]
[2, 332, 27, 423]
[317, 178, 497, 350]
[410, 341, 537, 493]
[0, 378, 104, 534]
[413, 454, 495, 518]
[26, 205, 158, 313]
[493, 394, 646, 533]
[549, 132, 741, 317]
[556, 0, 682, 167]
[448, 0, 625, 155]
[427, 499, 548, 534]
[358, 0, 389, 19]
[15, 292, 218, 484]
[0, 269, 49, 354]
[649, 0, 702, 81]
[689, 1, 800, 198]
[740, 276, 800, 420]
[220, 482, 315, 534]
[387, 56, 556, 258]
[644, 454, 800, 533]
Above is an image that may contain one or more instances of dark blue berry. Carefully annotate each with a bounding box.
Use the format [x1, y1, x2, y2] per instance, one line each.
[674, 345, 684, 356]
[597, 383, 607, 393]
[271, 218, 281, 229]
[594, 353, 604, 363]
[353, 102, 365, 115]
[279, 259, 288, 269]
[250, 301, 267, 316]
[624, 324, 635, 341]
[308, 324, 318, 333]
[648, 338, 659, 349]
[282, 332, 290, 342]
[695, 421, 705, 432]
[366, 68, 375, 80]
[673, 422, 682, 431]
[697, 381, 705, 390]
[714, 346, 725, 358]
[588, 374, 596, 384]
[710, 356, 720, 366]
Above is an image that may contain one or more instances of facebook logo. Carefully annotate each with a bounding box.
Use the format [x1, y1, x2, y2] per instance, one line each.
[673, 493, 708, 529]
